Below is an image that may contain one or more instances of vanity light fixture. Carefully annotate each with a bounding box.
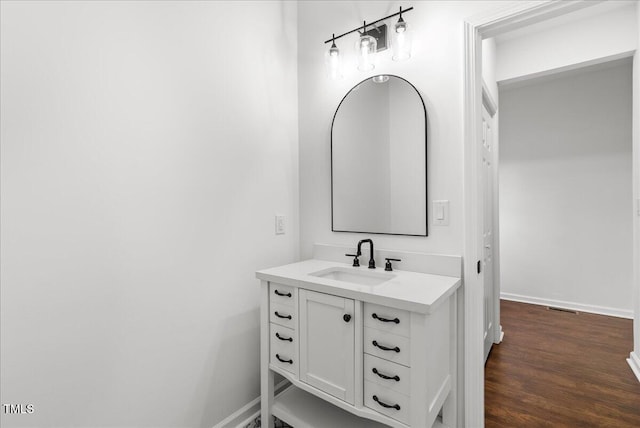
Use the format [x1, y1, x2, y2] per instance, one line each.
[392, 6, 412, 61]
[323, 6, 414, 76]
[325, 34, 343, 79]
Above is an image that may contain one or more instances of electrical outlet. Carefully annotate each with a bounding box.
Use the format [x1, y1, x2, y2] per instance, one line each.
[275, 215, 285, 235]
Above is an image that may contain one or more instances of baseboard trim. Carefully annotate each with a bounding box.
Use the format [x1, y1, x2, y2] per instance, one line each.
[234, 410, 260, 428]
[212, 380, 290, 428]
[500, 292, 633, 319]
[628, 352, 640, 383]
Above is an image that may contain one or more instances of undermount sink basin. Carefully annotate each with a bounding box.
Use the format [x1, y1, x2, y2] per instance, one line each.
[309, 267, 395, 286]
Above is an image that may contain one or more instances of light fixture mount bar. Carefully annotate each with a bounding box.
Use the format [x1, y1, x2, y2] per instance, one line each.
[323, 6, 414, 44]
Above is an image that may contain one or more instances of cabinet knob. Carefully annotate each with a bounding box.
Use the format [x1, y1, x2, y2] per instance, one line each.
[343, 314, 352, 323]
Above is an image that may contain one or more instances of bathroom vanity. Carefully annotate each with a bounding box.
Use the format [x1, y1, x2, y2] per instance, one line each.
[257, 245, 461, 428]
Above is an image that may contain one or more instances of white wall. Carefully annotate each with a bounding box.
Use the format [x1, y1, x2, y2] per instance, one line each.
[499, 61, 633, 315]
[298, 0, 504, 259]
[0, 1, 299, 427]
[496, 1, 637, 84]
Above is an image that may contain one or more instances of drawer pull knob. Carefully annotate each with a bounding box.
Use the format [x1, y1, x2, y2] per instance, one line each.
[274, 311, 292, 320]
[275, 332, 293, 342]
[372, 395, 400, 410]
[372, 340, 400, 353]
[274, 290, 292, 297]
[275, 354, 293, 364]
[343, 314, 351, 322]
[372, 368, 400, 381]
[372, 313, 400, 324]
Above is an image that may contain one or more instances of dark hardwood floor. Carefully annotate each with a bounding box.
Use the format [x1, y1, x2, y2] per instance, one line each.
[485, 300, 640, 427]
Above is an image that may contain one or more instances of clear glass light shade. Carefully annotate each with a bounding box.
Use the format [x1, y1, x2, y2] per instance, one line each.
[392, 21, 412, 61]
[325, 44, 343, 80]
[356, 34, 377, 71]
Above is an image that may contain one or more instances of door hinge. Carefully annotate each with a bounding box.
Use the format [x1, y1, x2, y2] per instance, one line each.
[477, 260, 481, 274]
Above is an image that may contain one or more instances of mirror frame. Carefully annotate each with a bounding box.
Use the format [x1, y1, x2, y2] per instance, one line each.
[330, 75, 428, 236]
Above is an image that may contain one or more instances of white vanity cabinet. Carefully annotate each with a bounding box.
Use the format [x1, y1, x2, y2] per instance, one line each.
[260, 287, 457, 427]
[258, 256, 461, 428]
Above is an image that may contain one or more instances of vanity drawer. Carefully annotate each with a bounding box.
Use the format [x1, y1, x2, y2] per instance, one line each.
[364, 354, 410, 396]
[270, 325, 298, 376]
[364, 328, 411, 367]
[364, 380, 410, 425]
[270, 323, 296, 349]
[269, 283, 296, 307]
[364, 303, 410, 338]
[270, 302, 296, 329]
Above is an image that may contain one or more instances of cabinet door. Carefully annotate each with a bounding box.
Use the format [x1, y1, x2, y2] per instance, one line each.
[299, 289, 355, 405]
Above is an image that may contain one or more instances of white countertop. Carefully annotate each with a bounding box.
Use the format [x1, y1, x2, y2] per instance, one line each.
[256, 259, 461, 314]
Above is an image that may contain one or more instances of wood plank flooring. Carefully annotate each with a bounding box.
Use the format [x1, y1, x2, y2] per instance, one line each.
[485, 300, 640, 427]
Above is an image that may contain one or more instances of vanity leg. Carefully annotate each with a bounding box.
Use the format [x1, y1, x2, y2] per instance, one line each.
[442, 290, 458, 427]
[260, 370, 274, 428]
[260, 281, 274, 428]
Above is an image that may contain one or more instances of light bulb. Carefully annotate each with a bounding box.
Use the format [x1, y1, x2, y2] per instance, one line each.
[372, 75, 389, 83]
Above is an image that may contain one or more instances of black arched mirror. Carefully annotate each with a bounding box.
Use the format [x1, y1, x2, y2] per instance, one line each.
[331, 75, 427, 236]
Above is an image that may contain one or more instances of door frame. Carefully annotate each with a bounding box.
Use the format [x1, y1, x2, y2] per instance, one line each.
[461, 0, 640, 426]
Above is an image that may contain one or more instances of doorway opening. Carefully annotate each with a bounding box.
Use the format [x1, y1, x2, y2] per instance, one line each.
[485, 56, 636, 425]
[463, 2, 639, 426]
[497, 58, 634, 319]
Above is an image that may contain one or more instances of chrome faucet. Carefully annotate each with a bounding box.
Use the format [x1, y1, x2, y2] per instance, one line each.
[357, 239, 376, 269]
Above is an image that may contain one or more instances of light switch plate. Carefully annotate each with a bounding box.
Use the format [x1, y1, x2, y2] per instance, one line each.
[433, 200, 449, 226]
[275, 215, 285, 235]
